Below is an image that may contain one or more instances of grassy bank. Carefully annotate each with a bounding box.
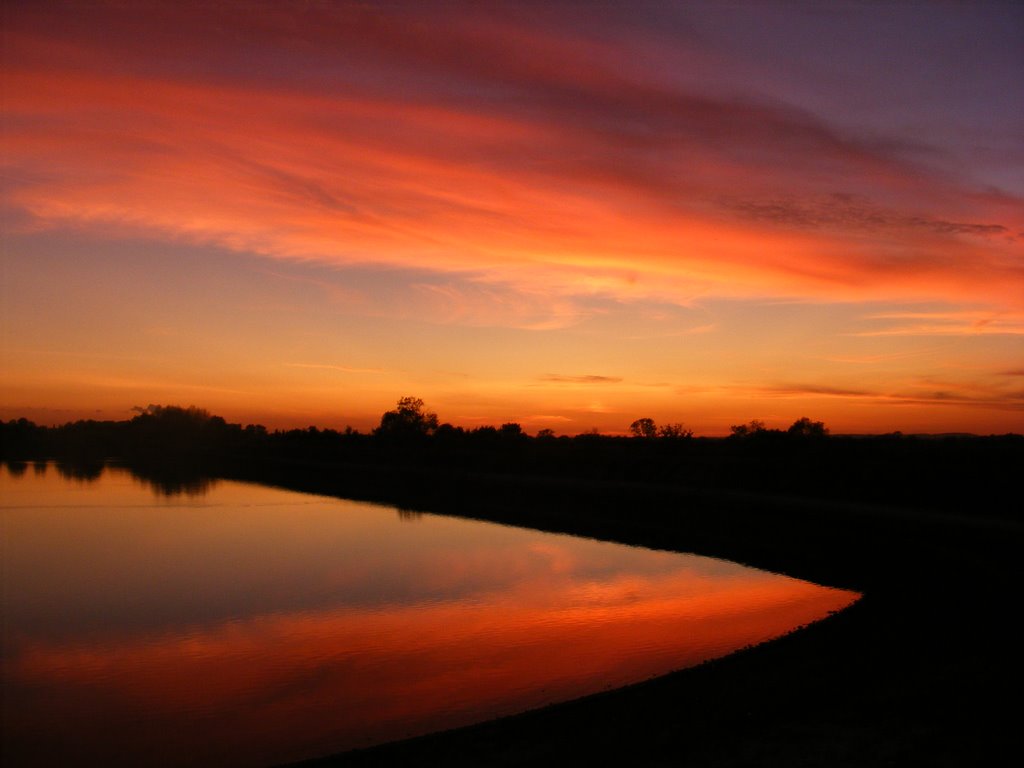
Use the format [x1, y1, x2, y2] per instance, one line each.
[226, 459, 1024, 766]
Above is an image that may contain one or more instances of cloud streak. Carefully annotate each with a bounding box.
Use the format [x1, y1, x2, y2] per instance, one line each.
[723, 194, 1011, 238]
[735, 382, 1024, 411]
[3, 1, 1022, 312]
[541, 375, 624, 385]
[854, 310, 1024, 337]
[284, 363, 385, 375]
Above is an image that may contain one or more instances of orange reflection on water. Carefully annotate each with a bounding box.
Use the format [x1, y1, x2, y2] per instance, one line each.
[1, 465, 858, 766]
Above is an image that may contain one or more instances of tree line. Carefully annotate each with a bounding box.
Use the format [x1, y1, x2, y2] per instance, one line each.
[2, 399, 1020, 520]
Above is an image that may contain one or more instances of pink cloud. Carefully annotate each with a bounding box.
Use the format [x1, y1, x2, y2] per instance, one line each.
[3, 1, 1022, 315]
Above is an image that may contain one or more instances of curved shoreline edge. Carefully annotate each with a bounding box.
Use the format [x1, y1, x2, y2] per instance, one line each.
[235, 460, 1022, 767]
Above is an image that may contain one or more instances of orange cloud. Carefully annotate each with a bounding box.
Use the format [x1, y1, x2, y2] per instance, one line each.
[3, 3, 1022, 315]
[729, 381, 1024, 413]
[854, 310, 1024, 337]
[541, 374, 624, 384]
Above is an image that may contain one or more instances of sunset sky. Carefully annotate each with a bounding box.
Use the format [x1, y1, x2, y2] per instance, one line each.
[2, 0, 1022, 434]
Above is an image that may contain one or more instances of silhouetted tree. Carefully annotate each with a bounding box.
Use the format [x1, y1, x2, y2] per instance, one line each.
[0, 418, 49, 458]
[658, 423, 694, 439]
[629, 417, 658, 438]
[536, 428, 556, 439]
[131, 404, 213, 427]
[729, 419, 767, 438]
[788, 417, 829, 438]
[435, 423, 464, 439]
[125, 404, 234, 457]
[500, 422, 524, 437]
[375, 397, 439, 437]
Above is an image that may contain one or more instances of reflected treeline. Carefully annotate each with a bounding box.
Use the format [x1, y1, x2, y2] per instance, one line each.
[125, 461, 219, 498]
[2, 403, 1022, 518]
[55, 460, 105, 483]
[4, 459, 28, 477]
[4, 458, 216, 498]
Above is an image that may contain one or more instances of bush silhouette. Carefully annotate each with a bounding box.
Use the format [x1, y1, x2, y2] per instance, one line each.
[375, 397, 439, 438]
[788, 417, 829, 438]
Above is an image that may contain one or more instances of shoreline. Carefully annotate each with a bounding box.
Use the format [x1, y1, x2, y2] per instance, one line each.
[224, 459, 1022, 766]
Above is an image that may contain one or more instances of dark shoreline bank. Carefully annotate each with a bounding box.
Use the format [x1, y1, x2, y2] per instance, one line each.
[223, 459, 1022, 767]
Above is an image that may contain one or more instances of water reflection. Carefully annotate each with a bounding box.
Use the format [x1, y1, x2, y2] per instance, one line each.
[7, 459, 218, 497]
[45, 460, 218, 501]
[55, 459, 105, 482]
[97, 459, 220, 497]
[1, 463, 859, 767]
[128, 464, 219, 497]
[5, 459, 28, 476]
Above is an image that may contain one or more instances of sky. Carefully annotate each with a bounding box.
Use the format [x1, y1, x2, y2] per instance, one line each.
[2, 0, 1022, 435]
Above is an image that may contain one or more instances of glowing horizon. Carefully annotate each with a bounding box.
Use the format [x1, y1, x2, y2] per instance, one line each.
[2, 1, 1022, 435]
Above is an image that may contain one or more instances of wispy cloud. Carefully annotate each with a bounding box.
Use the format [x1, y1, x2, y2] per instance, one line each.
[853, 310, 1024, 337]
[623, 323, 716, 340]
[541, 374, 624, 384]
[4, 2, 1022, 314]
[411, 282, 585, 330]
[745, 384, 875, 398]
[284, 363, 384, 374]
[70, 375, 255, 396]
[732, 382, 1024, 411]
[821, 346, 950, 364]
[17, 349, 161, 363]
[723, 193, 1010, 238]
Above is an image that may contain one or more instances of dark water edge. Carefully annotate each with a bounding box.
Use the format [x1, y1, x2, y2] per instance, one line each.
[228, 459, 1023, 767]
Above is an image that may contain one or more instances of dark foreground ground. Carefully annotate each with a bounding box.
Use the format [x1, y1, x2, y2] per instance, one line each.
[221, 460, 1024, 767]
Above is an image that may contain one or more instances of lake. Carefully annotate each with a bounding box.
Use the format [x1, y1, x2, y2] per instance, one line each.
[0, 462, 858, 766]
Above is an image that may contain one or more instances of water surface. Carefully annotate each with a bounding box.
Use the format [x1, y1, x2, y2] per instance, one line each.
[1, 462, 858, 766]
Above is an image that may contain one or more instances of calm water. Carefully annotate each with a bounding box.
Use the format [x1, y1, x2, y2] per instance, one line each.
[1, 462, 858, 766]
